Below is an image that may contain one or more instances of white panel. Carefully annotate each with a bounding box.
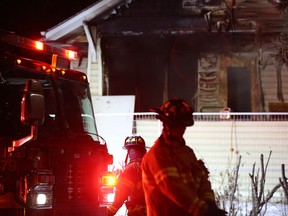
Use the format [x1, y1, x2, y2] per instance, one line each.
[93, 96, 135, 170]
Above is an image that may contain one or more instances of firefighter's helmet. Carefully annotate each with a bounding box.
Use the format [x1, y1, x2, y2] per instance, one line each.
[151, 98, 194, 127]
[123, 135, 146, 149]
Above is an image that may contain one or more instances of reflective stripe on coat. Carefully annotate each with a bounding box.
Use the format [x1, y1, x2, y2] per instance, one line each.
[141, 135, 215, 216]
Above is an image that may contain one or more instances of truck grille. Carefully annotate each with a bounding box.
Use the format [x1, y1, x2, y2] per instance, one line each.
[67, 164, 88, 199]
[49, 147, 106, 216]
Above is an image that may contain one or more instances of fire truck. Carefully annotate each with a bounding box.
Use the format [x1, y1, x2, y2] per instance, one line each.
[0, 30, 116, 215]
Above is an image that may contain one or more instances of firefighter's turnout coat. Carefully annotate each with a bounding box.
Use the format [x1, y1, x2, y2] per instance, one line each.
[142, 135, 216, 216]
[107, 159, 146, 216]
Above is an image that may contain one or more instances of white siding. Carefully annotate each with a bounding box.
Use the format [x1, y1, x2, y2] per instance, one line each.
[130, 116, 288, 202]
[71, 58, 88, 73]
[71, 57, 102, 95]
[89, 61, 102, 96]
[71, 38, 103, 96]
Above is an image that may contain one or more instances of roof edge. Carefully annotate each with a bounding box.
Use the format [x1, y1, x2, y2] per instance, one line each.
[42, 0, 127, 41]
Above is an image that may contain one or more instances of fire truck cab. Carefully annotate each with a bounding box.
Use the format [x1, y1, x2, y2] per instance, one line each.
[0, 30, 115, 216]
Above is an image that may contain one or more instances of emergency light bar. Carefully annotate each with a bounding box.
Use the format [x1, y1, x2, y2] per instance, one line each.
[0, 30, 77, 60]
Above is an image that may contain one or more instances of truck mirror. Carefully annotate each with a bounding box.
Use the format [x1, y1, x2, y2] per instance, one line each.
[21, 79, 45, 126]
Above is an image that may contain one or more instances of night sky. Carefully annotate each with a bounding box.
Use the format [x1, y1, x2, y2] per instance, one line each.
[0, 0, 96, 39]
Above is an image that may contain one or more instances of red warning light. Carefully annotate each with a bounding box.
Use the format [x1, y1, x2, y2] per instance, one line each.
[35, 41, 44, 51]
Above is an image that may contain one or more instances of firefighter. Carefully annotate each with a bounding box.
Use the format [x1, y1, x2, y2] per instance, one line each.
[141, 98, 227, 216]
[107, 135, 147, 216]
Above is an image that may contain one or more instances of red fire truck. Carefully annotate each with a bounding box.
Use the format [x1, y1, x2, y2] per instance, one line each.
[0, 30, 116, 215]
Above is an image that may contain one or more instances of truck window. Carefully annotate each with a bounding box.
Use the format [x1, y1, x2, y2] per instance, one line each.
[56, 78, 99, 141]
[0, 68, 100, 144]
[0, 82, 30, 139]
[0, 70, 57, 141]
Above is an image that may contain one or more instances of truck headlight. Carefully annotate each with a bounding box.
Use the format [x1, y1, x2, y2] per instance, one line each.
[17, 169, 54, 209]
[36, 193, 48, 205]
[106, 193, 115, 203]
[29, 190, 52, 209]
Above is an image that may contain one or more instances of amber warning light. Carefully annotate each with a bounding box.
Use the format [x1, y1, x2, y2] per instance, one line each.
[100, 172, 117, 205]
[101, 172, 117, 187]
[66, 50, 77, 60]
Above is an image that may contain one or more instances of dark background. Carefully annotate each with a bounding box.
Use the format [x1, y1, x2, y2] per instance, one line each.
[0, 0, 201, 112]
[0, 0, 95, 39]
[0, 0, 244, 112]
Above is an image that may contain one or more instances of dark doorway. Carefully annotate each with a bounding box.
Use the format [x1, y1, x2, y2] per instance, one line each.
[227, 67, 251, 112]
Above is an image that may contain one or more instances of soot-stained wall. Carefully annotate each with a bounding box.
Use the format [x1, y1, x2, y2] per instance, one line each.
[100, 34, 230, 111]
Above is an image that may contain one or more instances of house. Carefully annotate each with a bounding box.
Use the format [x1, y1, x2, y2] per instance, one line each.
[41, 0, 288, 112]
[41, 2, 288, 207]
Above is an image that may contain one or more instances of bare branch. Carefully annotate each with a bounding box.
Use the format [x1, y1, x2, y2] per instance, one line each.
[279, 164, 288, 200]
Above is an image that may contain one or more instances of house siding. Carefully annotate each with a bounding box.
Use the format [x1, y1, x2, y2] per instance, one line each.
[95, 113, 288, 202]
[71, 40, 103, 96]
